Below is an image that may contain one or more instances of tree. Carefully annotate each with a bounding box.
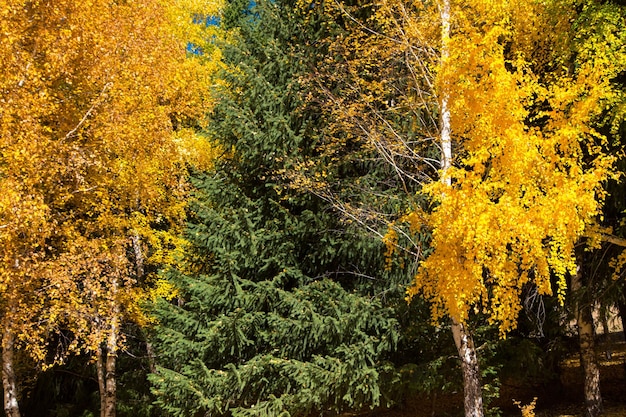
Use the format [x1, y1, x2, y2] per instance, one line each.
[149, 1, 405, 415]
[565, 3, 626, 415]
[299, 0, 621, 415]
[0, 0, 219, 415]
[404, 1, 617, 415]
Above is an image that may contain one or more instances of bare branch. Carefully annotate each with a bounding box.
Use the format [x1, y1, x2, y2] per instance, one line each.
[63, 82, 112, 141]
[600, 233, 626, 248]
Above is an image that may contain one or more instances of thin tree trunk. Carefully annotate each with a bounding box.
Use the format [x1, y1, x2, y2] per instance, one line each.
[97, 345, 106, 417]
[439, 0, 484, 414]
[98, 276, 120, 417]
[439, 0, 452, 177]
[618, 286, 626, 343]
[104, 332, 117, 417]
[2, 327, 21, 417]
[145, 340, 157, 374]
[97, 330, 118, 417]
[132, 233, 157, 373]
[131, 233, 145, 279]
[618, 293, 626, 378]
[104, 277, 120, 417]
[573, 257, 603, 417]
[452, 320, 484, 417]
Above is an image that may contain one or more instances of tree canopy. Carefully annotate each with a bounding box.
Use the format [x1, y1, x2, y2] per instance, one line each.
[1, 0, 626, 416]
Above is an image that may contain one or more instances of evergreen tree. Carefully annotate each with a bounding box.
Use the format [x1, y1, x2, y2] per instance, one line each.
[149, 1, 405, 416]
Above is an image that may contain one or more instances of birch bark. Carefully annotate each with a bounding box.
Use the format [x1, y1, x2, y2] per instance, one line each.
[451, 321, 484, 417]
[97, 276, 120, 417]
[2, 326, 21, 417]
[105, 277, 119, 417]
[573, 254, 602, 417]
[439, 1, 484, 415]
[97, 345, 106, 417]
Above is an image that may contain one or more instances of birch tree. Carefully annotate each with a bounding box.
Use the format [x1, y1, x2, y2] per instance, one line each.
[0, 0, 220, 415]
[403, 1, 616, 415]
[302, 0, 620, 415]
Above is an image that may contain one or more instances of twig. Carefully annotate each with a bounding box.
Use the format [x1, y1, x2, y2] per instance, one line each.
[63, 82, 112, 141]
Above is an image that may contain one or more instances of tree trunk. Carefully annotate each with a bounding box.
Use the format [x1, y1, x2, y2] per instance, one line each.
[131, 233, 157, 373]
[618, 286, 626, 343]
[104, 334, 117, 417]
[105, 287, 119, 417]
[97, 345, 106, 417]
[97, 332, 118, 417]
[2, 327, 21, 417]
[132, 233, 157, 374]
[451, 320, 484, 417]
[131, 233, 145, 279]
[618, 293, 626, 379]
[438, 1, 484, 413]
[439, 1, 484, 414]
[98, 276, 120, 417]
[572, 258, 603, 417]
[141, 331, 157, 374]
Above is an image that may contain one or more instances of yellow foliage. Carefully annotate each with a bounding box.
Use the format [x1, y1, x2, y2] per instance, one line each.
[173, 128, 223, 171]
[513, 397, 537, 417]
[382, 227, 399, 271]
[609, 250, 626, 281]
[0, 0, 223, 360]
[377, 0, 620, 336]
[148, 278, 180, 304]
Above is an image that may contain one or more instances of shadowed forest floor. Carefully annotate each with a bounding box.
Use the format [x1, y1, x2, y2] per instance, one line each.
[530, 340, 626, 417]
[365, 341, 626, 417]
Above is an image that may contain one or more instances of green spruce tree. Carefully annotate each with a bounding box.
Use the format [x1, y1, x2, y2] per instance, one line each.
[149, 1, 404, 416]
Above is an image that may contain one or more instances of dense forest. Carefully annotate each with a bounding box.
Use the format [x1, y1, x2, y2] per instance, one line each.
[1, 0, 625, 417]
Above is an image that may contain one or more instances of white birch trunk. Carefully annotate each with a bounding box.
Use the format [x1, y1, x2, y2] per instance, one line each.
[97, 345, 106, 417]
[98, 276, 120, 417]
[439, 1, 484, 415]
[131, 233, 157, 373]
[2, 327, 21, 417]
[440, 0, 452, 177]
[573, 255, 603, 417]
[131, 233, 145, 279]
[451, 320, 484, 417]
[105, 277, 119, 417]
[104, 328, 117, 417]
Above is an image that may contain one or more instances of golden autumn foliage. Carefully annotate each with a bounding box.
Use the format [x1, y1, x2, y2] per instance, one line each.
[301, 0, 623, 339]
[0, 0, 222, 365]
[292, 0, 624, 342]
[380, 0, 620, 336]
